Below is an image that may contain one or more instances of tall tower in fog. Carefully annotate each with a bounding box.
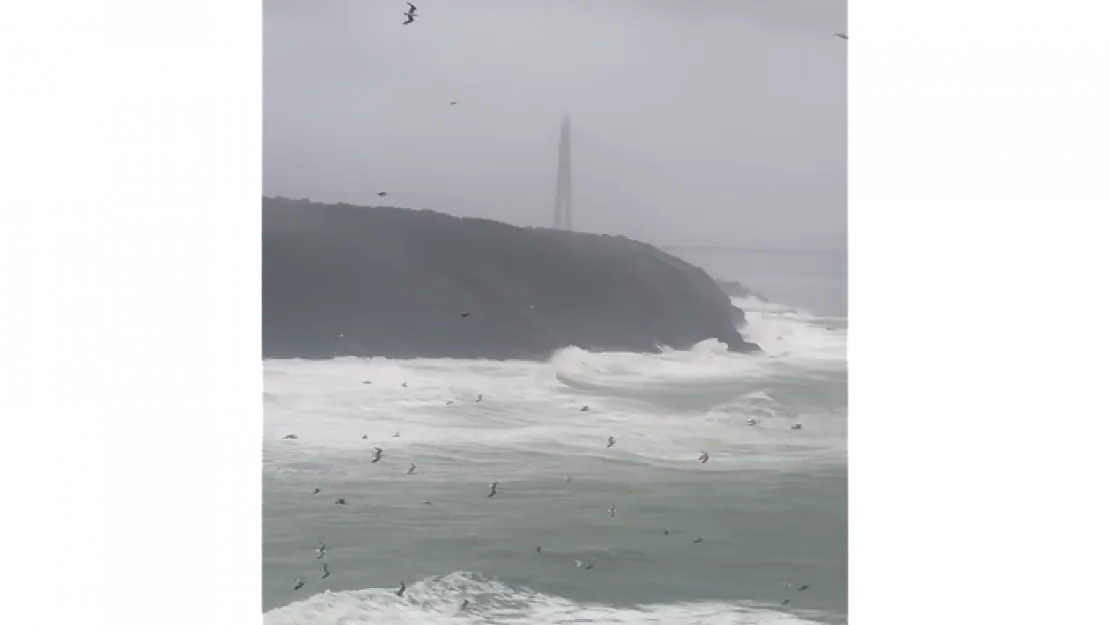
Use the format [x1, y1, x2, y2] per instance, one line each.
[552, 115, 573, 231]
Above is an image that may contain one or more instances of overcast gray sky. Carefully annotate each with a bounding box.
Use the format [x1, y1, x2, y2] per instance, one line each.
[264, 0, 846, 249]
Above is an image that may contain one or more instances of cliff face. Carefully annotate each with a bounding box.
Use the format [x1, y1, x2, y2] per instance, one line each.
[263, 197, 759, 360]
[714, 279, 766, 328]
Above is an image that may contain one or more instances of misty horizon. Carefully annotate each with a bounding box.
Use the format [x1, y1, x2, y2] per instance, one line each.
[263, 0, 846, 251]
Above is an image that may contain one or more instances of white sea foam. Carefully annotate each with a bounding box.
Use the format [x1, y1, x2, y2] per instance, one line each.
[264, 571, 830, 625]
[263, 297, 846, 471]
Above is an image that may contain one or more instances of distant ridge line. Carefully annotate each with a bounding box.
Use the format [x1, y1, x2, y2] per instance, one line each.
[657, 245, 847, 253]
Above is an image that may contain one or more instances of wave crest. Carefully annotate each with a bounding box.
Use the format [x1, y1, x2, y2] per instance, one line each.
[553, 337, 748, 380]
[264, 571, 830, 625]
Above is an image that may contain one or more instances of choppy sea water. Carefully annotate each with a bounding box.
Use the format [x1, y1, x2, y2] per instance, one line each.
[263, 277, 848, 624]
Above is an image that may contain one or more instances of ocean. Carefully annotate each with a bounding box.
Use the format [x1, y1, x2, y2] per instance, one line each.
[262, 249, 847, 624]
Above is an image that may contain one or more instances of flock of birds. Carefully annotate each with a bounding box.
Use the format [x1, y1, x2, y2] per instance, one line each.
[274, 1, 843, 613]
[279, 380, 813, 612]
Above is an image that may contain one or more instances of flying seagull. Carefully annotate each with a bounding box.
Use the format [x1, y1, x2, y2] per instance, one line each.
[316, 542, 326, 559]
[450, 101, 457, 106]
[488, 482, 498, 497]
[460, 312, 471, 318]
[335, 498, 347, 505]
[293, 577, 305, 590]
[608, 505, 616, 518]
[698, 451, 709, 464]
[396, 581, 407, 597]
[377, 191, 389, 197]
[312, 488, 321, 496]
[835, 33, 848, 39]
[606, 436, 616, 448]
[406, 462, 416, 475]
[403, 3, 418, 25]
[320, 563, 330, 579]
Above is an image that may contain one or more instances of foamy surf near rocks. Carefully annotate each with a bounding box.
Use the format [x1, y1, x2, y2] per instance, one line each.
[263, 197, 759, 360]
